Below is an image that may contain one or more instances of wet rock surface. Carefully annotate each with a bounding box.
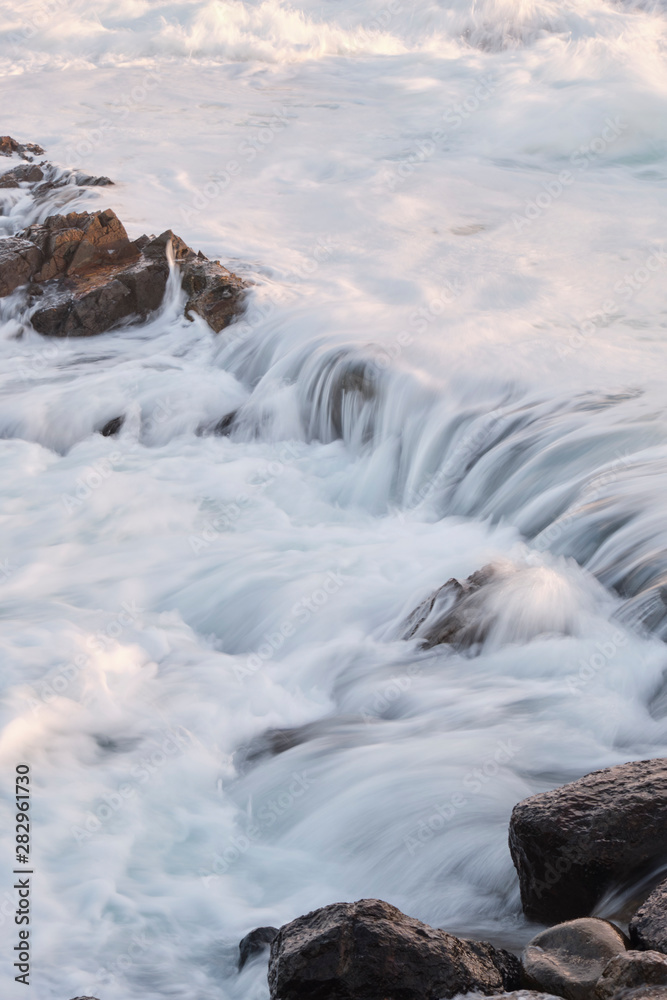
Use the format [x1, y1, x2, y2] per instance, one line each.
[0, 208, 246, 336]
[268, 898, 521, 1000]
[239, 926, 279, 970]
[521, 918, 628, 1000]
[630, 879, 667, 955]
[403, 563, 499, 648]
[595, 951, 667, 1000]
[508, 758, 667, 924]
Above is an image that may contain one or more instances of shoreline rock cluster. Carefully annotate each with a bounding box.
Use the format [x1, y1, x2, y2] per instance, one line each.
[0, 135, 246, 337]
[235, 758, 667, 1000]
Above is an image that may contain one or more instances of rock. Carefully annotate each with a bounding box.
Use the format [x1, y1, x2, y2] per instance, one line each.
[182, 255, 246, 333]
[617, 991, 667, 1000]
[509, 758, 667, 924]
[0, 163, 45, 187]
[239, 926, 278, 970]
[522, 918, 628, 1000]
[595, 950, 667, 1000]
[403, 564, 499, 648]
[267, 898, 521, 1000]
[630, 879, 667, 955]
[74, 173, 114, 187]
[460, 993, 563, 1000]
[0, 135, 45, 160]
[0, 238, 43, 296]
[99, 416, 124, 437]
[214, 411, 237, 435]
[0, 208, 246, 336]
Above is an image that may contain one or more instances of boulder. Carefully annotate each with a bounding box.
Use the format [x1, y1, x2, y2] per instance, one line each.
[0, 208, 246, 336]
[508, 758, 667, 924]
[595, 950, 667, 1000]
[238, 925, 278, 970]
[267, 898, 521, 1000]
[521, 918, 627, 1000]
[630, 879, 667, 955]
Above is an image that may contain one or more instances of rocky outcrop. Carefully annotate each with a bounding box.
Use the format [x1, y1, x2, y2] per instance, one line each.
[267, 898, 521, 1000]
[0, 208, 245, 336]
[239, 926, 279, 970]
[0, 135, 44, 160]
[509, 758, 667, 924]
[521, 919, 627, 1000]
[630, 879, 667, 955]
[595, 951, 667, 999]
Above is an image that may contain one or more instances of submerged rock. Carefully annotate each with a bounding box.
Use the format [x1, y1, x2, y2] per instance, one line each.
[268, 898, 521, 1000]
[403, 563, 499, 648]
[239, 926, 279, 970]
[595, 950, 667, 999]
[99, 416, 124, 437]
[630, 879, 667, 955]
[509, 758, 667, 924]
[521, 918, 627, 1000]
[0, 208, 246, 336]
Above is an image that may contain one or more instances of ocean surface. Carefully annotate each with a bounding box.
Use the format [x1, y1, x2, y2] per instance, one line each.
[1, 0, 667, 997]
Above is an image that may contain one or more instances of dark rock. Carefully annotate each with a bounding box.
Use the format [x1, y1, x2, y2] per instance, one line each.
[0, 208, 246, 336]
[214, 411, 237, 435]
[462, 993, 564, 1000]
[0, 163, 45, 187]
[99, 416, 124, 437]
[509, 758, 667, 924]
[74, 173, 114, 187]
[595, 950, 667, 1000]
[617, 990, 667, 1000]
[0, 237, 43, 296]
[630, 879, 667, 955]
[522, 918, 627, 1000]
[0, 135, 45, 160]
[239, 926, 278, 970]
[403, 564, 499, 648]
[267, 898, 521, 1000]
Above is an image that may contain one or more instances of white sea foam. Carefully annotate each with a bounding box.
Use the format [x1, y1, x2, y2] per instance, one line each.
[1, 0, 667, 997]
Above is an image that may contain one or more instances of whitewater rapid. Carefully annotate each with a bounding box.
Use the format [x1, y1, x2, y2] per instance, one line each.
[1, 0, 667, 997]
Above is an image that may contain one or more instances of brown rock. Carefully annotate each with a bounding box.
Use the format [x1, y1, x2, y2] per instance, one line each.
[0, 238, 43, 296]
[630, 879, 667, 955]
[1, 208, 245, 336]
[508, 758, 667, 924]
[182, 256, 246, 333]
[522, 918, 628, 1000]
[595, 950, 667, 1000]
[0, 136, 45, 160]
[267, 898, 521, 1000]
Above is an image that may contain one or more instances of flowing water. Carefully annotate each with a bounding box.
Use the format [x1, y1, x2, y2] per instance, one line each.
[1, 0, 667, 997]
